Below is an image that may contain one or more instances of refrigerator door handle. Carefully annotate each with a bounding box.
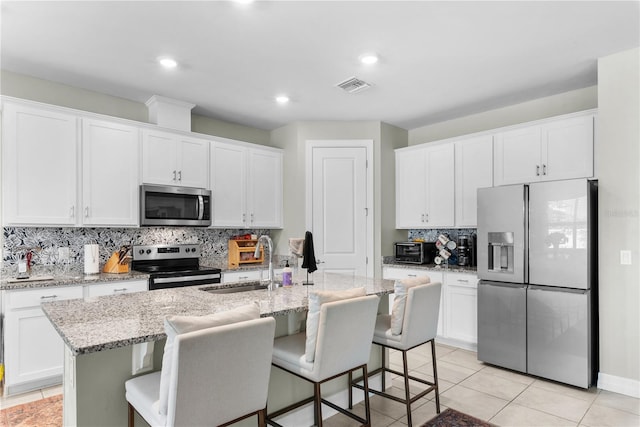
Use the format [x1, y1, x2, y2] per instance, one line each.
[528, 285, 588, 295]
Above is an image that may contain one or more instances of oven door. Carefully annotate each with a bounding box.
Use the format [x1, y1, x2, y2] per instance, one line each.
[148, 270, 221, 290]
[140, 184, 211, 227]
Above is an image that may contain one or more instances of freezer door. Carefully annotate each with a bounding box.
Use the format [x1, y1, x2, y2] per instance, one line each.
[477, 185, 527, 283]
[477, 281, 527, 373]
[527, 285, 592, 388]
[528, 179, 591, 289]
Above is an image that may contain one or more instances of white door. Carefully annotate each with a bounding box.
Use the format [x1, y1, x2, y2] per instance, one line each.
[308, 141, 372, 278]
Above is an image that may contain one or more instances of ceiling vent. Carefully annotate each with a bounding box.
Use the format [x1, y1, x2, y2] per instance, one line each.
[336, 76, 371, 94]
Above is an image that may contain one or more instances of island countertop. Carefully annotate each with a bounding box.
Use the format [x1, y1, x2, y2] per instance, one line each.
[41, 273, 395, 356]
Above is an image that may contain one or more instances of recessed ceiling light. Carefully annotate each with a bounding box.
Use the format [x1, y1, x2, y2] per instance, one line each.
[158, 57, 178, 69]
[359, 53, 379, 65]
[275, 95, 290, 104]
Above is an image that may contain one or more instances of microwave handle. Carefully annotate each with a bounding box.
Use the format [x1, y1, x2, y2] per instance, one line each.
[197, 195, 204, 220]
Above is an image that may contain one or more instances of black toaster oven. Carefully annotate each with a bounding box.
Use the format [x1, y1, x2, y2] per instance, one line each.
[394, 242, 437, 264]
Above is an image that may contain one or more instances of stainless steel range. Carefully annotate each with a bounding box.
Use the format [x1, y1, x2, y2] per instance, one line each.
[131, 244, 221, 290]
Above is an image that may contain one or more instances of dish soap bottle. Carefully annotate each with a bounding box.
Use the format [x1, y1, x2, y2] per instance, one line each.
[282, 260, 292, 286]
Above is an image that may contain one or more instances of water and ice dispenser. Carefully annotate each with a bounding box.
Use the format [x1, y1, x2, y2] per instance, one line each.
[487, 232, 514, 273]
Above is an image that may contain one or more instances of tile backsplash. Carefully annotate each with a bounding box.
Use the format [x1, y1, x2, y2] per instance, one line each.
[2, 227, 270, 269]
[408, 228, 476, 243]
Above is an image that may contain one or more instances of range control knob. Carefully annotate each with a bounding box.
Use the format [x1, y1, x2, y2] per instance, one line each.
[138, 249, 144, 255]
[191, 247, 197, 253]
[146, 249, 152, 254]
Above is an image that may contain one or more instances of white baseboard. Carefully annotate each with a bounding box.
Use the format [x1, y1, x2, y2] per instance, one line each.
[271, 373, 386, 426]
[597, 372, 640, 398]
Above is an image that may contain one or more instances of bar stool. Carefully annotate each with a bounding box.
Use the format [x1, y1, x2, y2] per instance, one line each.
[125, 303, 275, 427]
[351, 281, 442, 426]
[268, 293, 380, 427]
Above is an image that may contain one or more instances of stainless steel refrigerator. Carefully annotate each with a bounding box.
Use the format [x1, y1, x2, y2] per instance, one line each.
[477, 178, 598, 388]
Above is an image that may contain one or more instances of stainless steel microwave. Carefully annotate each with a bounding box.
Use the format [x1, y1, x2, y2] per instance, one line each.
[394, 242, 437, 264]
[140, 184, 211, 227]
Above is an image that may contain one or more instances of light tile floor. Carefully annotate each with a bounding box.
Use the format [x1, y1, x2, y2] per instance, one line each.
[1, 344, 638, 426]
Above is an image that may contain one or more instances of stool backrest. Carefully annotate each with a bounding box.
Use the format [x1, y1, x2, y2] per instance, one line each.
[312, 294, 380, 381]
[168, 317, 276, 426]
[401, 282, 442, 348]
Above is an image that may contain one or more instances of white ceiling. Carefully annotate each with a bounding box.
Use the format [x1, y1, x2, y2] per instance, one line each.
[1, 1, 639, 131]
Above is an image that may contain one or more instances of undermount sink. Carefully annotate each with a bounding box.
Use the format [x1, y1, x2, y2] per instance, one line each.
[201, 282, 270, 294]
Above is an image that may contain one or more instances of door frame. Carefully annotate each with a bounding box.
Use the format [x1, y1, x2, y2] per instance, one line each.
[305, 139, 374, 277]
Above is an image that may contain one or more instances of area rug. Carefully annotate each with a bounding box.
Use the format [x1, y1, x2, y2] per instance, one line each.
[421, 408, 495, 427]
[0, 395, 62, 427]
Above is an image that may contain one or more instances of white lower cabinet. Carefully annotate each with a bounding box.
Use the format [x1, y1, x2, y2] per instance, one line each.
[3, 286, 83, 395]
[444, 272, 478, 348]
[382, 267, 478, 348]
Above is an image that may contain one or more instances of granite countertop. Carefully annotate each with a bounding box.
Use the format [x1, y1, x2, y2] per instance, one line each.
[41, 272, 395, 356]
[0, 269, 150, 291]
[382, 256, 477, 274]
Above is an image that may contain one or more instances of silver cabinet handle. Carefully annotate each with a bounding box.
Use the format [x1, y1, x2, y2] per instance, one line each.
[70, 206, 75, 218]
[408, 274, 417, 277]
[536, 165, 540, 176]
[542, 164, 547, 175]
[113, 288, 127, 293]
[242, 213, 246, 223]
[425, 213, 429, 223]
[178, 171, 182, 181]
[251, 213, 254, 223]
[84, 207, 89, 218]
[421, 214, 425, 222]
[173, 170, 177, 181]
[239, 276, 249, 280]
[41, 295, 58, 300]
[457, 279, 469, 283]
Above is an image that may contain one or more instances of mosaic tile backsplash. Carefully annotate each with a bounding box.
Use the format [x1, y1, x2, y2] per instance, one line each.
[2, 227, 271, 269]
[407, 228, 477, 243]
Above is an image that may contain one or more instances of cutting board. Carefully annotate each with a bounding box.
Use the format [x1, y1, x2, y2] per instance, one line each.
[6, 275, 54, 283]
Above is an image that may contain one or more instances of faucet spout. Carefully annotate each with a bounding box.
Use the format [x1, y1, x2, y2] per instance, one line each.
[256, 235, 274, 291]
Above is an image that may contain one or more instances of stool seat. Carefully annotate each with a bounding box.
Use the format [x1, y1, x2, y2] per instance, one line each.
[125, 307, 275, 427]
[351, 281, 442, 427]
[268, 293, 380, 427]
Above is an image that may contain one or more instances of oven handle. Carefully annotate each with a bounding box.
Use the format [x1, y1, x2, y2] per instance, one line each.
[197, 196, 204, 221]
[153, 273, 221, 284]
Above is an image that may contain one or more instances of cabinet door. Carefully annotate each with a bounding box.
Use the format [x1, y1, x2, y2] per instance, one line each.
[210, 141, 247, 227]
[142, 129, 177, 185]
[445, 273, 479, 345]
[424, 143, 455, 227]
[494, 125, 542, 186]
[455, 135, 493, 227]
[82, 119, 140, 226]
[2, 103, 78, 225]
[177, 136, 210, 188]
[541, 115, 594, 181]
[4, 286, 83, 395]
[247, 148, 283, 228]
[395, 148, 427, 228]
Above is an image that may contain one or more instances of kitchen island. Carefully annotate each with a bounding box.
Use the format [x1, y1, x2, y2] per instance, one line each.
[42, 272, 394, 426]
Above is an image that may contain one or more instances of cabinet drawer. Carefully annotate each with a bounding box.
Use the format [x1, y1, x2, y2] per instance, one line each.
[7, 286, 83, 309]
[87, 280, 147, 297]
[383, 267, 443, 283]
[223, 270, 262, 283]
[446, 272, 479, 288]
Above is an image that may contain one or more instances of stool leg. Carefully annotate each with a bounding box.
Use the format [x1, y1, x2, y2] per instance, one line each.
[314, 382, 323, 427]
[128, 403, 134, 427]
[348, 370, 353, 409]
[362, 364, 372, 427]
[402, 350, 412, 427]
[258, 407, 267, 427]
[431, 340, 441, 414]
[381, 344, 386, 391]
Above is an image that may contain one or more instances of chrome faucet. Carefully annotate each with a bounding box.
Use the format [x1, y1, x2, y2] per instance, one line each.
[254, 235, 274, 290]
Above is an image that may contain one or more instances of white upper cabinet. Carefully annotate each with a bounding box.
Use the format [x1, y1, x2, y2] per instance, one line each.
[2, 102, 79, 226]
[211, 139, 283, 228]
[494, 112, 594, 186]
[247, 147, 283, 228]
[396, 142, 454, 228]
[82, 119, 140, 226]
[455, 135, 493, 227]
[142, 128, 209, 188]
